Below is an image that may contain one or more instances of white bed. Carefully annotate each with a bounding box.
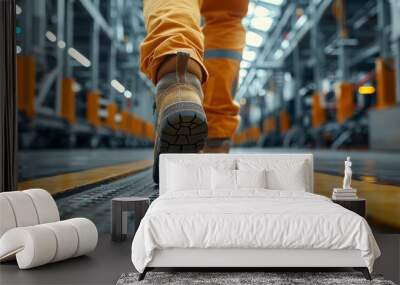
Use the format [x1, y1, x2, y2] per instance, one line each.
[131, 154, 380, 280]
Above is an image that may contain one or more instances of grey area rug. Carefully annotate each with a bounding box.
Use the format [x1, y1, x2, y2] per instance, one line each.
[117, 272, 395, 285]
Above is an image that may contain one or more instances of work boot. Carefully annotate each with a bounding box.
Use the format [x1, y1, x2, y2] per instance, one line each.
[153, 52, 208, 183]
[202, 138, 231, 153]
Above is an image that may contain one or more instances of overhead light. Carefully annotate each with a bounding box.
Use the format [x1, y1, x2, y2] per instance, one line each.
[295, 15, 308, 29]
[250, 17, 273, 32]
[281, 39, 289, 49]
[73, 82, 82, 92]
[124, 90, 132, 98]
[126, 42, 133, 53]
[57, 40, 66, 49]
[16, 45, 22, 54]
[15, 4, 22, 15]
[247, 2, 255, 15]
[246, 31, 263, 47]
[45, 31, 57, 42]
[68, 47, 91, 67]
[358, 85, 375, 95]
[239, 69, 248, 78]
[111, 79, 126, 93]
[254, 6, 270, 17]
[239, 97, 247, 105]
[240, 60, 251, 68]
[115, 114, 122, 123]
[242, 49, 257, 62]
[259, 0, 284, 5]
[273, 49, 283, 59]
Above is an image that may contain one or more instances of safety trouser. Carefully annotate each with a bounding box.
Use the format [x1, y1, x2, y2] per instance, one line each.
[141, 0, 248, 139]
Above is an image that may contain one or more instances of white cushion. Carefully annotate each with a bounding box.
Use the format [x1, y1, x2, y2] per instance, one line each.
[0, 225, 57, 268]
[167, 162, 211, 191]
[0, 196, 17, 237]
[212, 169, 237, 190]
[67, 218, 98, 257]
[0, 218, 98, 269]
[42, 221, 79, 262]
[161, 154, 237, 194]
[24, 189, 60, 224]
[238, 159, 308, 191]
[0, 189, 60, 238]
[266, 166, 306, 191]
[236, 169, 267, 189]
[0, 192, 40, 227]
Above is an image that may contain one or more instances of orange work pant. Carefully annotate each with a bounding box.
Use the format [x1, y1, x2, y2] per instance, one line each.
[141, 0, 248, 139]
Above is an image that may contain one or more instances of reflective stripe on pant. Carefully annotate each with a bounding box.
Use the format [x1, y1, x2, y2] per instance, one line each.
[141, 0, 248, 138]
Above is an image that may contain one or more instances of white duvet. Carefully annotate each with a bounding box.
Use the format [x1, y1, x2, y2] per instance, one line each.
[131, 190, 380, 273]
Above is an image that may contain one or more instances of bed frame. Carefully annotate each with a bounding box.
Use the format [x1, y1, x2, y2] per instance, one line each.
[139, 154, 371, 281]
[139, 248, 371, 280]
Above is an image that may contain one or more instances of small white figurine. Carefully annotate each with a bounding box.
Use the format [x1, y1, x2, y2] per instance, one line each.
[343, 156, 352, 190]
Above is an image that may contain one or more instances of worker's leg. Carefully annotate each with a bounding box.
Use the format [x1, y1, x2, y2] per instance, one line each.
[201, 0, 248, 152]
[140, 0, 209, 183]
[141, 0, 207, 83]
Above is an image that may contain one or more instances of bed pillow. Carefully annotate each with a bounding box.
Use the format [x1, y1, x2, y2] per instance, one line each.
[236, 169, 267, 189]
[211, 168, 237, 191]
[167, 162, 211, 191]
[237, 159, 308, 191]
[266, 163, 306, 191]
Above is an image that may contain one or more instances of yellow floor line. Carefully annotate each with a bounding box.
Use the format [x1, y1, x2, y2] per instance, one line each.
[314, 172, 400, 229]
[18, 160, 153, 196]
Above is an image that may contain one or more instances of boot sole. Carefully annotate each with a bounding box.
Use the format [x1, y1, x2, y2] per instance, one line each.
[153, 102, 208, 183]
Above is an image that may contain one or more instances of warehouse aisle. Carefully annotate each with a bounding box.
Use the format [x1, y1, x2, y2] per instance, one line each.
[19, 148, 400, 184]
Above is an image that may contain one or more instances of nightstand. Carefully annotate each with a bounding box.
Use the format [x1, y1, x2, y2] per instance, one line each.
[111, 197, 150, 242]
[332, 198, 366, 218]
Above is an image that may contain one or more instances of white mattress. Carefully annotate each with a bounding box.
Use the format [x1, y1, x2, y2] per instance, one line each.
[131, 190, 380, 273]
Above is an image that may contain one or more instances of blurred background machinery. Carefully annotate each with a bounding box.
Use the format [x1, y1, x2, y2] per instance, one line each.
[14, 0, 400, 151]
[16, 0, 155, 149]
[234, 0, 400, 151]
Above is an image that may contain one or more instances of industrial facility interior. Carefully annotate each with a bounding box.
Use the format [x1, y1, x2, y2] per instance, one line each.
[1, 0, 400, 284]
